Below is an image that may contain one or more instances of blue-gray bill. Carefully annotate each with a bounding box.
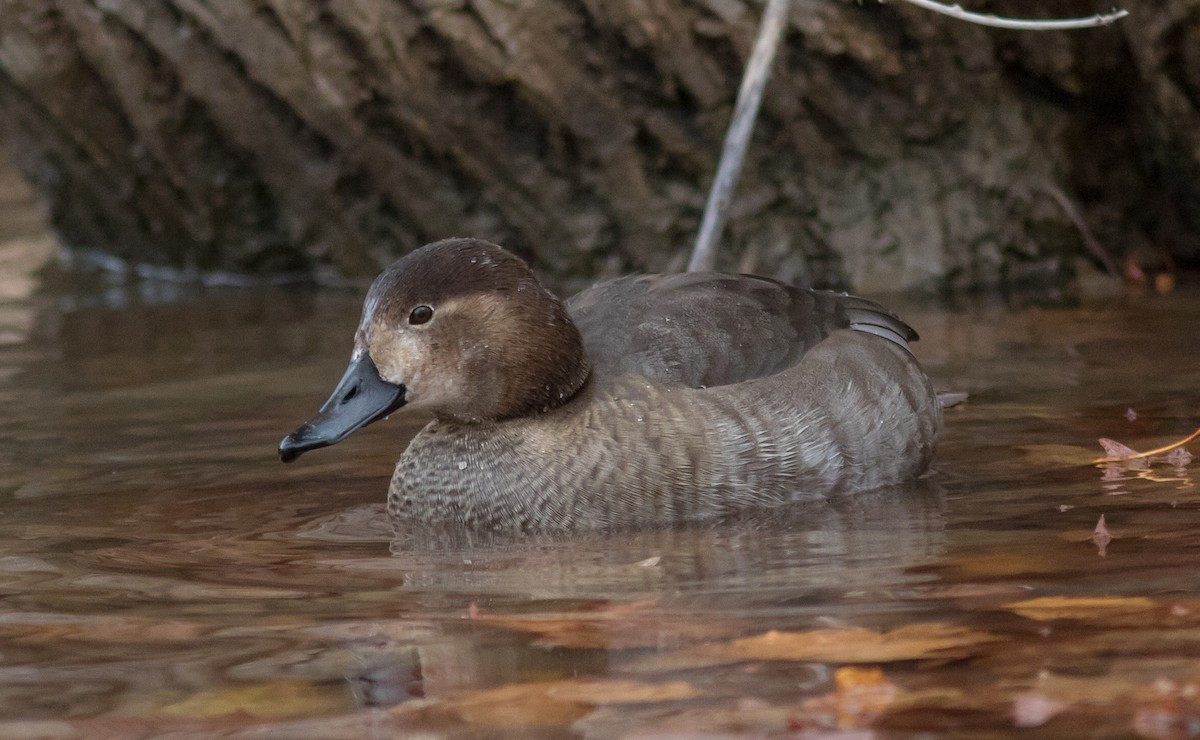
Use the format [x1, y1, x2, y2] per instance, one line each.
[278, 354, 406, 463]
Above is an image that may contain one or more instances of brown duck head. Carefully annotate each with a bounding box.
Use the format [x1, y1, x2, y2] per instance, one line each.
[279, 238, 591, 462]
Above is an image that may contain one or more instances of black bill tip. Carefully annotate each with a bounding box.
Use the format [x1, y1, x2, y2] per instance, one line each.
[279, 424, 329, 463]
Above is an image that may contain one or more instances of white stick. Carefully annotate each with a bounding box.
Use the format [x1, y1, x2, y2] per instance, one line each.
[894, 0, 1128, 31]
[688, 0, 791, 273]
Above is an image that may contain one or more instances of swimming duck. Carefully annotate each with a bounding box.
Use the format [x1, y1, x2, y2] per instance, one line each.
[279, 238, 942, 530]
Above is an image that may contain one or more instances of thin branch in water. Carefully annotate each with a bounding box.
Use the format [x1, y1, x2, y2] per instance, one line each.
[893, 0, 1129, 31]
[1041, 183, 1120, 279]
[1093, 427, 1200, 464]
[688, 0, 791, 273]
[687, 0, 1128, 273]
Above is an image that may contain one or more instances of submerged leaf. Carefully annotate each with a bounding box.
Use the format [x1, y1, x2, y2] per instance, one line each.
[392, 678, 700, 729]
[472, 600, 744, 649]
[1006, 595, 1156, 621]
[626, 623, 998, 672]
[1019, 444, 1097, 467]
[153, 680, 347, 719]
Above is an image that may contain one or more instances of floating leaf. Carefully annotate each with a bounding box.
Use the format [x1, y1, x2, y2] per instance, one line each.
[938, 391, 969, 408]
[1100, 438, 1141, 459]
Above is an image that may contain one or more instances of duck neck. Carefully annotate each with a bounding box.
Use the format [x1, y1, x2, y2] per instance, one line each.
[433, 309, 593, 425]
[497, 327, 592, 420]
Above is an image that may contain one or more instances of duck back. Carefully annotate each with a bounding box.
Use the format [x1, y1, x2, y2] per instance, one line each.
[567, 273, 915, 389]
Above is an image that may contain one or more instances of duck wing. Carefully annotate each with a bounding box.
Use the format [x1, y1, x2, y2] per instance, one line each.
[566, 272, 916, 389]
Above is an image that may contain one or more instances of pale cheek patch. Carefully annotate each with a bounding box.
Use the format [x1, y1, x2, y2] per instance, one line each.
[371, 328, 431, 402]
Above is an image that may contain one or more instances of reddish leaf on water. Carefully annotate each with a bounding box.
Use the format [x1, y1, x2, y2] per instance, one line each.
[833, 666, 898, 729]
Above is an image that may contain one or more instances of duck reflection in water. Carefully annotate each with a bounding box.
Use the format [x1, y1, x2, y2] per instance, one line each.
[303, 480, 946, 706]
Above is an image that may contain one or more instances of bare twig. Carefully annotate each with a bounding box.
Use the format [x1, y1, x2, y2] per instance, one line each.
[893, 0, 1128, 31]
[688, 0, 791, 273]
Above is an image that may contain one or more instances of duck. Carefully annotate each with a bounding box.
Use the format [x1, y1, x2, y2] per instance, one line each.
[279, 238, 942, 530]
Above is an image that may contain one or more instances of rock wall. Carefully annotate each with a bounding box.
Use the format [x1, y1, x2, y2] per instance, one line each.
[0, 0, 1195, 291]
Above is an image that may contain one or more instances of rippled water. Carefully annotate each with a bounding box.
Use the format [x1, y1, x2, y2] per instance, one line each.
[2, 254, 1199, 737]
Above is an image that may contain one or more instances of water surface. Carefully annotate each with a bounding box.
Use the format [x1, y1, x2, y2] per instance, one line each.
[1, 259, 1198, 738]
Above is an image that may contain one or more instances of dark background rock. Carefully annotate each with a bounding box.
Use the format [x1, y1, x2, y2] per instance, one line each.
[0, 0, 1195, 291]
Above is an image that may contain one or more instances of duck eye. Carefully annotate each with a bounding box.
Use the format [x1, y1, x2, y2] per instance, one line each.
[408, 305, 434, 325]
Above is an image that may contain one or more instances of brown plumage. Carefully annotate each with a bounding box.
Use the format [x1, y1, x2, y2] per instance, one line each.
[280, 238, 943, 530]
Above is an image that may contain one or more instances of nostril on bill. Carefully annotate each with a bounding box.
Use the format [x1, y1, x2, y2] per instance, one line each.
[342, 382, 361, 403]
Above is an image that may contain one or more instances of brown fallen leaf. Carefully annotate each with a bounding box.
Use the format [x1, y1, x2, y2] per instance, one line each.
[1005, 595, 1156, 621]
[392, 678, 700, 729]
[624, 623, 998, 673]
